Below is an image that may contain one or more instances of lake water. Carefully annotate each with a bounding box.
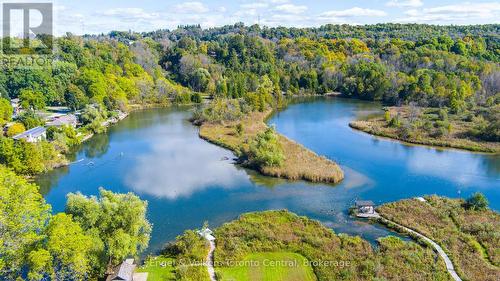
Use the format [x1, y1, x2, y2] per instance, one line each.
[36, 97, 500, 253]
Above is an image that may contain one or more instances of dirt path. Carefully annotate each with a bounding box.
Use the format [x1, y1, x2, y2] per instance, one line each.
[207, 239, 216, 281]
[379, 216, 462, 281]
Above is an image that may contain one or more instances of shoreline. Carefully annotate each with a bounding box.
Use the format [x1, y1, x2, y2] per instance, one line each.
[349, 120, 499, 154]
[198, 109, 344, 184]
[36, 103, 175, 177]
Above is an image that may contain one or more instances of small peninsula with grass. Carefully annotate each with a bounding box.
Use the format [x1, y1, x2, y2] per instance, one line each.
[378, 194, 500, 281]
[195, 99, 344, 184]
[350, 105, 500, 153]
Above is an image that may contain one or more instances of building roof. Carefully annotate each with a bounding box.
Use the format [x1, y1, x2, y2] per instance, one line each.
[355, 200, 375, 207]
[198, 228, 215, 241]
[46, 114, 77, 126]
[12, 126, 46, 140]
[107, 259, 136, 281]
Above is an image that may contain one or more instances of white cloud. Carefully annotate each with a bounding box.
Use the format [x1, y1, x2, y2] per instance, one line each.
[216, 6, 227, 13]
[174, 1, 209, 13]
[386, 0, 423, 8]
[274, 4, 308, 14]
[320, 7, 387, 18]
[241, 2, 269, 9]
[397, 2, 500, 23]
[425, 2, 500, 16]
[100, 8, 160, 21]
[233, 8, 259, 18]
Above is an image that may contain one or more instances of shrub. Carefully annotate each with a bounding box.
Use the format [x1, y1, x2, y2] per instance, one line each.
[235, 123, 243, 136]
[384, 111, 391, 122]
[389, 114, 401, 128]
[6, 123, 25, 137]
[190, 92, 203, 103]
[464, 192, 489, 211]
[438, 108, 448, 121]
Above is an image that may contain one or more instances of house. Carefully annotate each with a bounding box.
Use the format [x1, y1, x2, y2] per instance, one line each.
[355, 200, 375, 215]
[46, 114, 78, 128]
[12, 126, 46, 143]
[106, 259, 148, 281]
[197, 228, 215, 241]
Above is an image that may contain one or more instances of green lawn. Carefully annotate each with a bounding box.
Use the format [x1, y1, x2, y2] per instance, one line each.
[216, 252, 317, 281]
[136, 256, 176, 281]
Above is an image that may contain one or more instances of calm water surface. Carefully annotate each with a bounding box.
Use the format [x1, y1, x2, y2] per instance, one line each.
[36, 97, 500, 252]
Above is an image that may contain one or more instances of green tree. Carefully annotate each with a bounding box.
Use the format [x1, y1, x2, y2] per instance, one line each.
[45, 213, 92, 280]
[19, 89, 46, 111]
[0, 165, 51, 279]
[17, 111, 43, 129]
[248, 127, 285, 167]
[65, 84, 88, 111]
[80, 104, 107, 134]
[27, 249, 52, 281]
[191, 68, 211, 92]
[0, 98, 13, 125]
[65, 188, 152, 273]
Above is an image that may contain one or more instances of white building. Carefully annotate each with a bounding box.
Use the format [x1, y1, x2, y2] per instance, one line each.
[355, 200, 375, 214]
[198, 228, 216, 241]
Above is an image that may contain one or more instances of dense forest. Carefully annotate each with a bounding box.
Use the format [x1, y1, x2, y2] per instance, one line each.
[131, 23, 498, 140]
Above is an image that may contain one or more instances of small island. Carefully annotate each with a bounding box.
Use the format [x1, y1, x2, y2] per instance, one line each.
[350, 106, 499, 153]
[196, 100, 344, 184]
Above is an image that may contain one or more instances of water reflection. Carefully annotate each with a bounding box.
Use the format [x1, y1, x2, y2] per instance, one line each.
[125, 115, 249, 199]
[406, 150, 499, 188]
[83, 133, 110, 158]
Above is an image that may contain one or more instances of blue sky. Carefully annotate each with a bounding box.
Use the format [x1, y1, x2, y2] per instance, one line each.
[5, 0, 500, 35]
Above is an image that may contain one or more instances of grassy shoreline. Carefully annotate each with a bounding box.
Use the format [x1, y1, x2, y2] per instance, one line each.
[199, 110, 344, 184]
[377, 196, 500, 281]
[349, 107, 499, 154]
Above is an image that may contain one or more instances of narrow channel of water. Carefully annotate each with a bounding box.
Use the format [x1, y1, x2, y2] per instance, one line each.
[36, 97, 500, 252]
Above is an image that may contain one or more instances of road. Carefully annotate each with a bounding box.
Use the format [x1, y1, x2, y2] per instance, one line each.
[207, 239, 216, 281]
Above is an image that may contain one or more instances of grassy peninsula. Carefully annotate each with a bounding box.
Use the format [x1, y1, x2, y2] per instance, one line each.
[144, 210, 450, 281]
[198, 103, 344, 184]
[378, 195, 500, 281]
[350, 106, 500, 153]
